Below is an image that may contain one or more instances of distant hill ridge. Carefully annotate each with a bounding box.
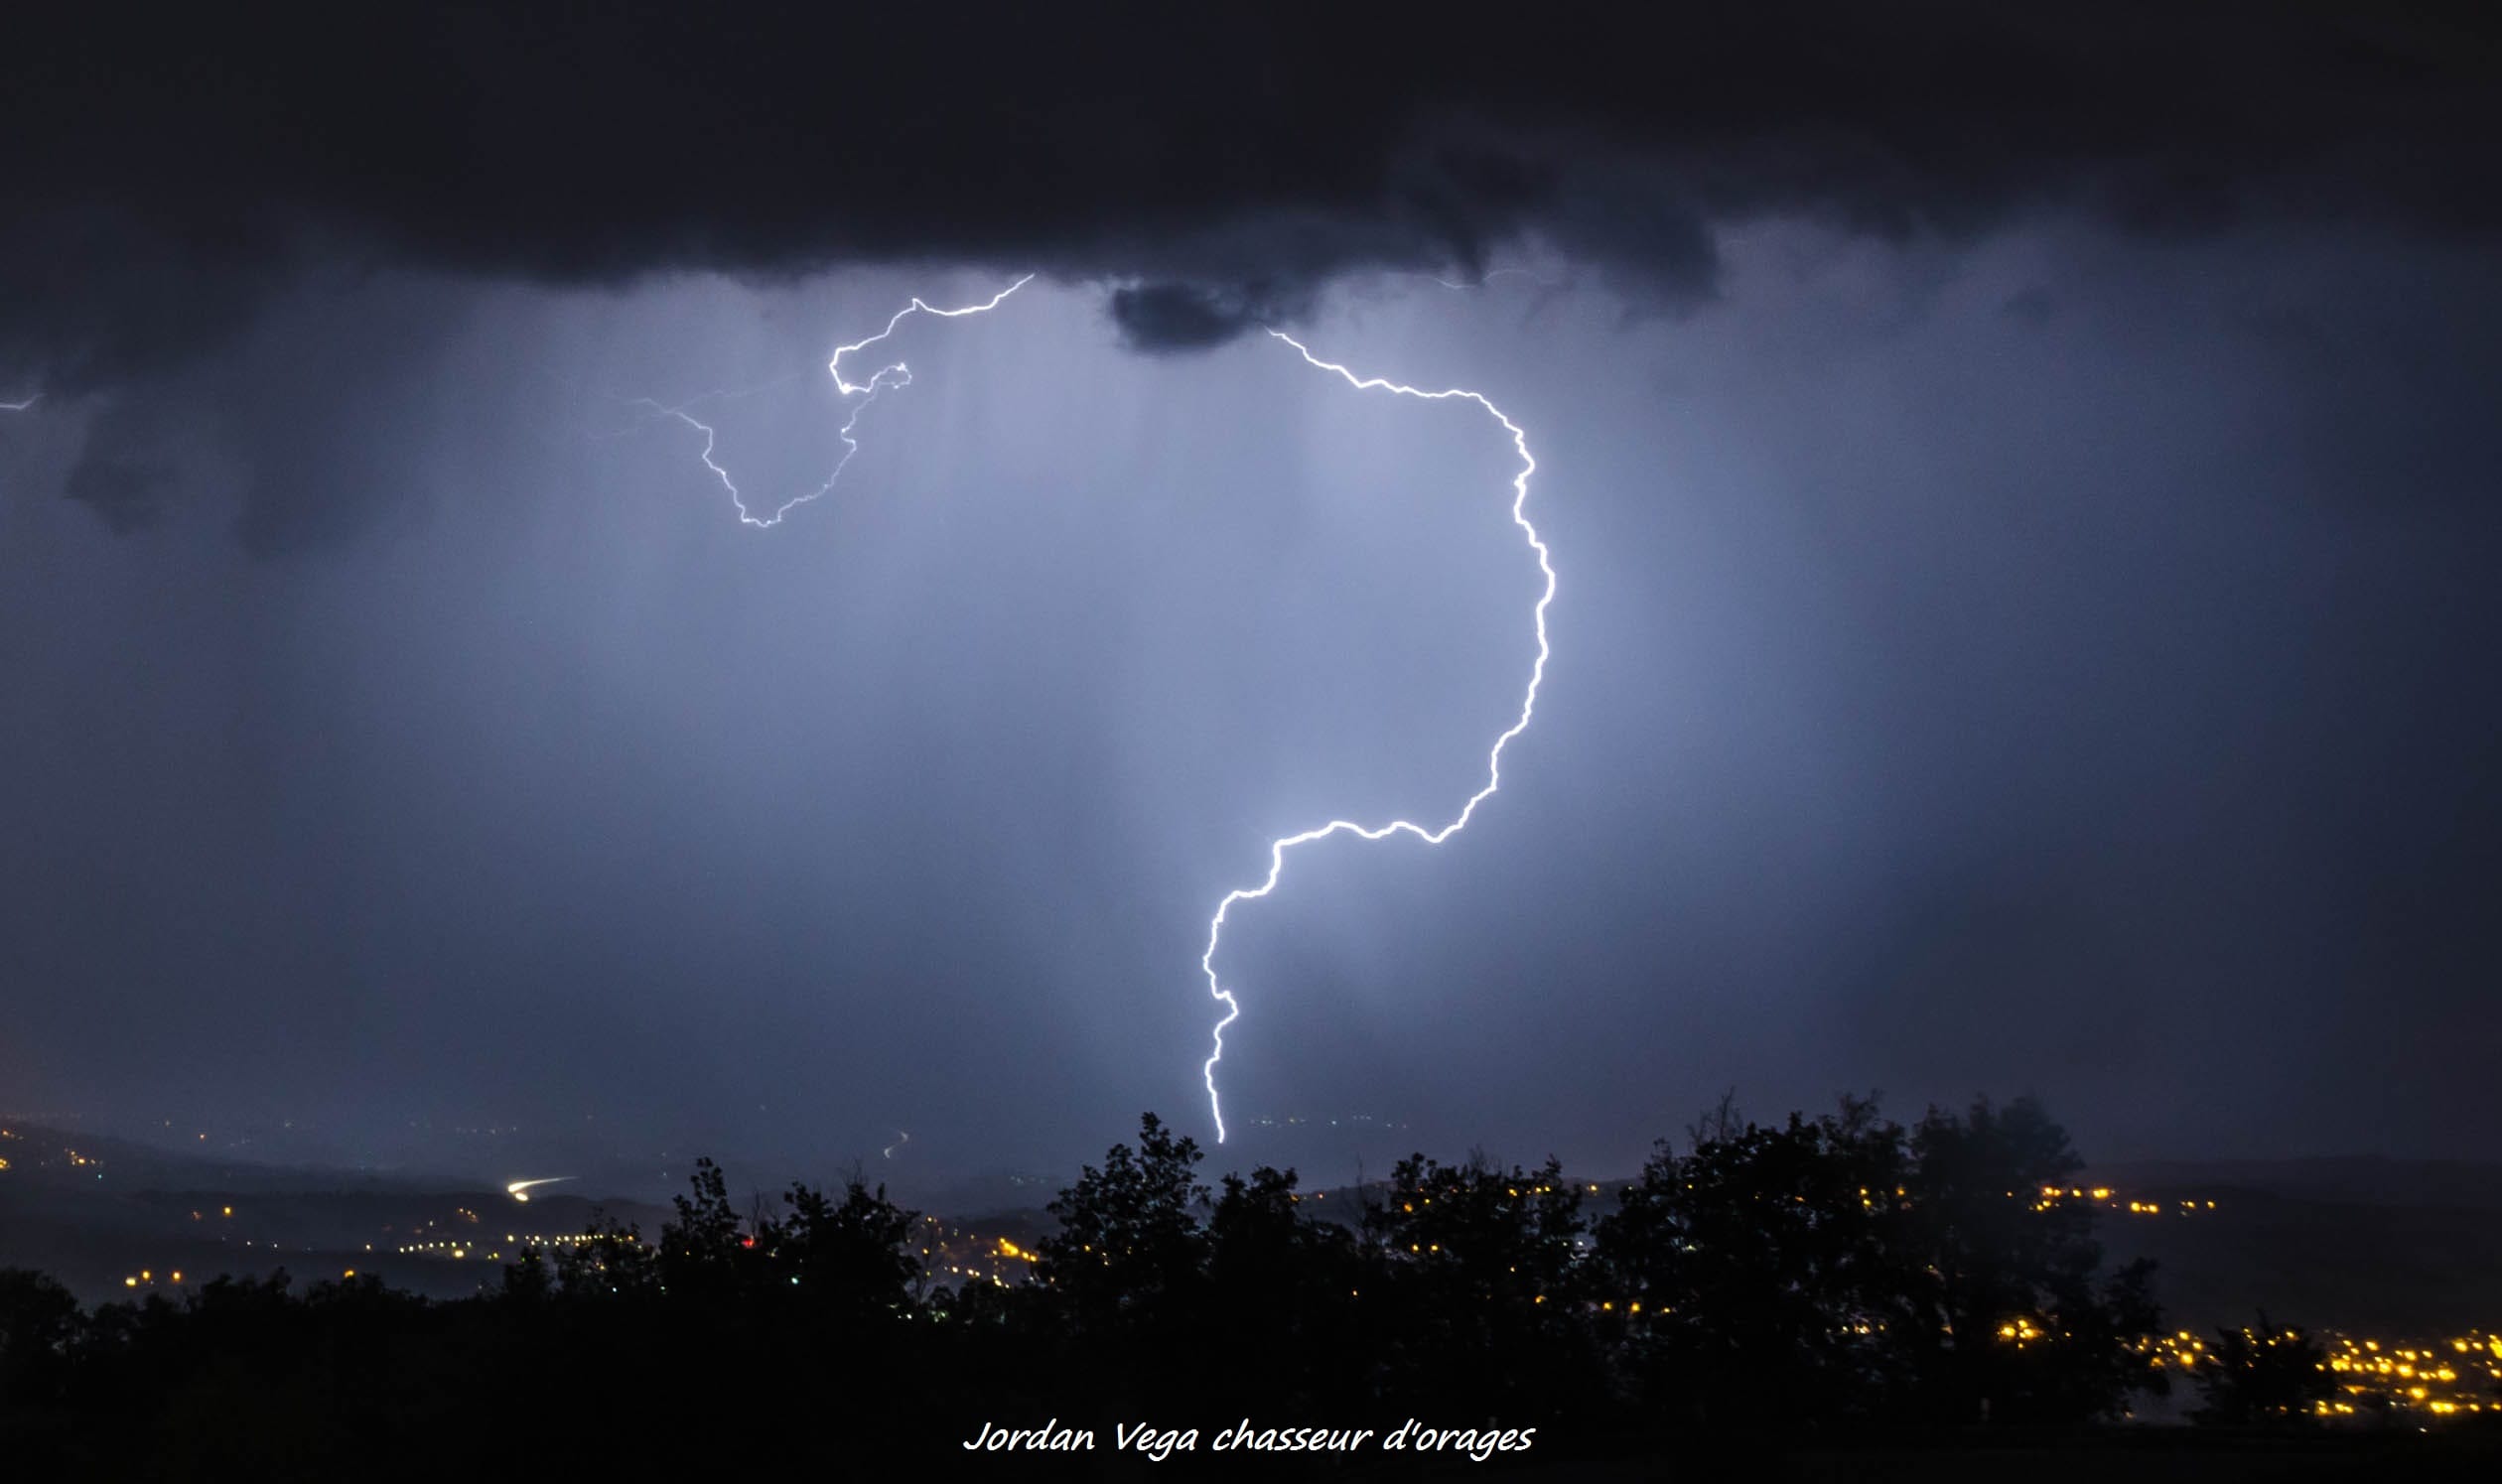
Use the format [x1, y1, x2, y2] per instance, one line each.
[2084, 1156, 2502, 1212]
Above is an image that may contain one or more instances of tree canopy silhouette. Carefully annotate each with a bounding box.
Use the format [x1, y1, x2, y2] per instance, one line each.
[0, 1093, 2207, 1476]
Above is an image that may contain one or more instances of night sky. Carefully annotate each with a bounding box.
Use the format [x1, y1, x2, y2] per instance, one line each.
[4, 6, 2497, 1185]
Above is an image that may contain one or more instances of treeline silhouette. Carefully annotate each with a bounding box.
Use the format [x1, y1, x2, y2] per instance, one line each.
[0, 1094, 2355, 1477]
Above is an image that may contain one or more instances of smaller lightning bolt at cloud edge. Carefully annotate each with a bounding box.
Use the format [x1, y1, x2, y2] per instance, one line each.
[630, 276, 1034, 528]
[1199, 331, 1551, 1144]
[0, 394, 39, 412]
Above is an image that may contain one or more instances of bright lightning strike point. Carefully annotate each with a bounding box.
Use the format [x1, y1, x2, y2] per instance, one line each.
[505, 1176, 577, 1203]
[1198, 331, 1551, 1143]
[633, 275, 1033, 527]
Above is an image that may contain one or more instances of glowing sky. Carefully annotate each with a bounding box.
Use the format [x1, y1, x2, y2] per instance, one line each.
[5, 7, 2498, 1188]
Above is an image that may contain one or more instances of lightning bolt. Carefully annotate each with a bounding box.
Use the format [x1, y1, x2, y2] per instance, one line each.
[505, 1176, 577, 1203]
[630, 274, 1554, 1147]
[632, 275, 1033, 527]
[0, 394, 38, 411]
[1198, 332, 1549, 1143]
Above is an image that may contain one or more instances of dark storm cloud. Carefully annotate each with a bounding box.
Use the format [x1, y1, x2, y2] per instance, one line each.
[1107, 282, 1320, 353]
[11, 3, 2497, 546]
[9, 1, 2499, 383]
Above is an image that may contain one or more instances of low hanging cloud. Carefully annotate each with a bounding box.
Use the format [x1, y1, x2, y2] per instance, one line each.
[12, 4, 2499, 373]
[7, 2, 2497, 541]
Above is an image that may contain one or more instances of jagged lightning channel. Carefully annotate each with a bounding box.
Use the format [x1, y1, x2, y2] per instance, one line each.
[632, 276, 1552, 1146]
[0, 394, 39, 412]
[633, 276, 1033, 527]
[1197, 331, 1550, 1143]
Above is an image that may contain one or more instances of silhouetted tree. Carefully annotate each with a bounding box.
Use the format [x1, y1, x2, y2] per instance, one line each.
[0, 1269, 80, 1415]
[1597, 1094, 1916, 1431]
[551, 1211, 659, 1298]
[773, 1176, 921, 1319]
[1363, 1148, 1599, 1417]
[2192, 1313, 2337, 1426]
[1199, 1163, 1367, 1410]
[1040, 1112, 1209, 1321]
[1894, 1094, 2163, 1424]
[659, 1155, 752, 1296]
[1032, 1113, 1212, 1412]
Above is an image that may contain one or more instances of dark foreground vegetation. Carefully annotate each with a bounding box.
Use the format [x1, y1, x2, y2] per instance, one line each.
[2, 1095, 2493, 1479]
